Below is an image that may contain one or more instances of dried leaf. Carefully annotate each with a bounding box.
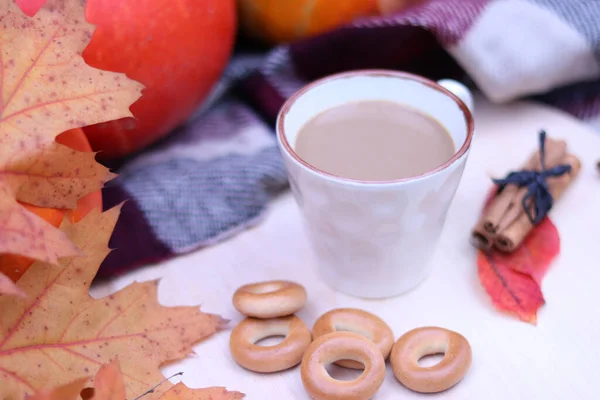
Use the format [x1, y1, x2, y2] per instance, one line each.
[88, 359, 245, 400]
[0, 186, 82, 265]
[26, 358, 244, 400]
[477, 250, 545, 324]
[0, 271, 26, 297]
[0, 207, 227, 400]
[0, 0, 142, 263]
[158, 383, 245, 400]
[91, 358, 126, 400]
[25, 377, 88, 400]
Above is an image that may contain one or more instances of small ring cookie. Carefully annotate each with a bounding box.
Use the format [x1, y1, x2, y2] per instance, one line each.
[233, 280, 307, 319]
[301, 331, 386, 400]
[230, 316, 312, 373]
[312, 308, 394, 369]
[390, 326, 472, 393]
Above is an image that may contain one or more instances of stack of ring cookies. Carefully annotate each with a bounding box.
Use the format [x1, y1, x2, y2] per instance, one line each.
[229, 280, 473, 399]
[301, 308, 393, 400]
[229, 280, 311, 373]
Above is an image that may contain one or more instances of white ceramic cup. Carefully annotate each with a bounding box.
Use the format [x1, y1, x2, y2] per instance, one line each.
[276, 70, 474, 299]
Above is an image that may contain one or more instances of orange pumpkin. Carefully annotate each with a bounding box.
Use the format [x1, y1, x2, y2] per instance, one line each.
[237, 0, 380, 44]
[0, 128, 103, 282]
[377, 0, 425, 15]
[237, 0, 426, 44]
[81, 0, 237, 159]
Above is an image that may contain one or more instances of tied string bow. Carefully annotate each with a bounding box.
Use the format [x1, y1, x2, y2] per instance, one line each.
[492, 130, 572, 225]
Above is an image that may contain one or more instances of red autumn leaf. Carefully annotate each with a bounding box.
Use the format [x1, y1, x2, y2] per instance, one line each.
[490, 217, 560, 284]
[477, 250, 545, 324]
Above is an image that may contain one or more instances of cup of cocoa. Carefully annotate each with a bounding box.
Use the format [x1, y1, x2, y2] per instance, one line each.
[276, 70, 474, 298]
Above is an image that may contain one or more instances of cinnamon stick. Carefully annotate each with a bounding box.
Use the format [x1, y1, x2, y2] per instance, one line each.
[494, 153, 581, 252]
[471, 136, 580, 253]
[471, 220, 494, 251]
[481, 138, 566, 234]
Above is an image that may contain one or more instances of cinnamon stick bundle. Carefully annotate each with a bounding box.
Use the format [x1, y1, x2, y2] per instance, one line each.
[472, 135, 581, 253]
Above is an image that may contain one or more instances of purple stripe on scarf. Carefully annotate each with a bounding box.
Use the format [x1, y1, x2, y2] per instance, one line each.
[290, 25, 465, 82]
[235, 71, 287, 125]
[96, 184, 172, 281]
[534, 79, 600, 120]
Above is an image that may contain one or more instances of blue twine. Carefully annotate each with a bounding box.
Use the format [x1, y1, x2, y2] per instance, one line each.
[492, 130, 571, 226]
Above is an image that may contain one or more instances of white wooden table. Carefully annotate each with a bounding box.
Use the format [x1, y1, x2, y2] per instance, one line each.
[92, 96, 600, 399]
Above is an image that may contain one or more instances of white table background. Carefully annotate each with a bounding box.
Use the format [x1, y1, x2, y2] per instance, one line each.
[92, 96, 600, 399]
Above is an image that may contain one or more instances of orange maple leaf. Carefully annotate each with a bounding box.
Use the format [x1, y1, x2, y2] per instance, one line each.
[0, 207, 230, 400]
[28, 358, 244, 400]
[25, 377, 89, 400]
[87, 357, 126, 400]
[0, 0, 143, 283]
[158, 383, 244, 400]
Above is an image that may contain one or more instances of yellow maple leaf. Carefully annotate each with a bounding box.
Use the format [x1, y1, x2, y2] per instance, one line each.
[0, 207, 230, 400]
[0, 0, 143, 275]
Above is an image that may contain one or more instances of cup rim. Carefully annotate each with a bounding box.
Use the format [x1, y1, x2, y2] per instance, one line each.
[276, 69, 475, 185]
